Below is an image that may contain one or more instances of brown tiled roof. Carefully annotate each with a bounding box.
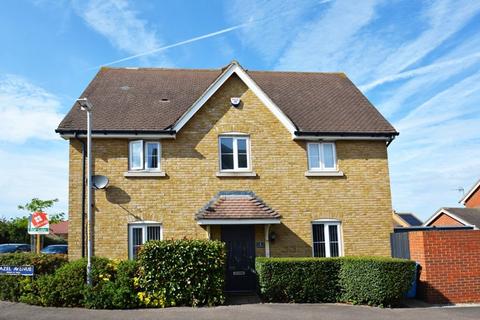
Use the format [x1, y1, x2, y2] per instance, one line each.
[50, 221, 68, 235]
[196, 191, 280, 220]
[57, 63, 397, 136]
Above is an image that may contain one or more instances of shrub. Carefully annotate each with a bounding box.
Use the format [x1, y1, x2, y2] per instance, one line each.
[256, 257, 342, 303]
[137, 239, 226, 307]
[84, 260, 140, 309]
[339, 257, 416, 306]
[256, 256, 415, 306]
[25, 257, 112, 307]
[0, 253, 67, 302]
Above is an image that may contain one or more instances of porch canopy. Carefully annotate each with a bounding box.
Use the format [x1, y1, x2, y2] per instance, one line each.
[196, 191, 281, 225]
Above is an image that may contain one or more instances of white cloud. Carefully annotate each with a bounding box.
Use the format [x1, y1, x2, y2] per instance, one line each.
[0, 144, 68, 219]
[367, 0, 480, 82]
[77, 0, 171, 65]
[226, 0, 324, 62]
[389, 72, 480, 219]
[360, 52, 480, 93]
[0, 75, 64, 143]
[0, 74, 68, 218]
[275, 0, 379, 71]
[395, 72, 480, 132]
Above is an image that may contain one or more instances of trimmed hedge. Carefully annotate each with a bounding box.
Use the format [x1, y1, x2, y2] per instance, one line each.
[0, 253, 67, 302]
[256, 256, 415, 306]
[339, 257, 415, 306]
[255, 257, 342, 303]
[137, 239, 226, 307]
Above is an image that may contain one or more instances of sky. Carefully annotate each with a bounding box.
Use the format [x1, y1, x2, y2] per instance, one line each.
[0, 0, 479, 221]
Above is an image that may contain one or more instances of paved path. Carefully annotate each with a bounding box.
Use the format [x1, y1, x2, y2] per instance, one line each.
[0, 301, 479, 320]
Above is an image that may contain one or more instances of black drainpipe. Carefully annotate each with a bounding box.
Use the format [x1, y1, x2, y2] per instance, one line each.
[74, 132, 86, 258]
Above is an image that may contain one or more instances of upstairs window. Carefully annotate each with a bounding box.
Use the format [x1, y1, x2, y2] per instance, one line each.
[219, 136, 250, 171]
[129, 140, 160, 171]
[307, 142, 337, 171]
[312, 221, 342, 257]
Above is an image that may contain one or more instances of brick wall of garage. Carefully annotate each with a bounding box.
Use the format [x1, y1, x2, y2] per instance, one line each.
[409, 230, 480, 304]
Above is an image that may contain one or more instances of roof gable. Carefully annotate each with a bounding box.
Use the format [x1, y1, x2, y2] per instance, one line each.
[424, 207, 480, 229]
[460, 179, 480, 205]
[172, 61, 297, 136]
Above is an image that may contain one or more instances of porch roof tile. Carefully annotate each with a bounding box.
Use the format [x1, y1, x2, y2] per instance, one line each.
[196, 191, 280, 220]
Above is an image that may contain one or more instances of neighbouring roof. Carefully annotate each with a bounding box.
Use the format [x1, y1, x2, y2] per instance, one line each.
[196, 191, 281, 220]
[393, 212, 423, 227]
[425, 207, 480, 228]
[459, 179, 480, 204]
[57, 62, 398, 137]
[50, 221, 68, 235]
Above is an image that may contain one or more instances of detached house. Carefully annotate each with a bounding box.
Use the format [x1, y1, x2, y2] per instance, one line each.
[57, 61, 398, 291]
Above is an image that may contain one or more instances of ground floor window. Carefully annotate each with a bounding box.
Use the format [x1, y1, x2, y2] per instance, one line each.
[128, 222, 162, 259]
[312, 220, 342, 257]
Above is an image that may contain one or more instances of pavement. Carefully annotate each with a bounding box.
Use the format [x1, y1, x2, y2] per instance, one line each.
[1, 300, 479, 320]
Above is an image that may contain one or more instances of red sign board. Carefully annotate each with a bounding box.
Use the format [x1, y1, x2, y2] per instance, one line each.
[31, 211, 49, 228]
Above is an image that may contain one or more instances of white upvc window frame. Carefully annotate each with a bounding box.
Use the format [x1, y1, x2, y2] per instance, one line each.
[128, 140, 161, 171]
[311, 219, 343, 258]
[307, 142, 337, 172]
[128, 222, 163, 259]
[218, 135, 251, 172]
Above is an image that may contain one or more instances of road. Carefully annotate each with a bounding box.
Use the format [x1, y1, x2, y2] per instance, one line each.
[0, 301, 479, 320]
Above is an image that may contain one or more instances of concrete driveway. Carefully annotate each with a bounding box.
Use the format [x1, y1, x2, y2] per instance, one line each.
[0, 301, 479, 320]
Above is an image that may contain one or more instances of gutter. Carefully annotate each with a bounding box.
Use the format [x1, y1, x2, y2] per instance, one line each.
[293, 130, 399, 142]
[56, 129, 176, 139]
[74, 133, 86, 258]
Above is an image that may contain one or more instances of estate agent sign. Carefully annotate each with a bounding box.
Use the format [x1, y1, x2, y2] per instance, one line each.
[28, 211, 49, 235]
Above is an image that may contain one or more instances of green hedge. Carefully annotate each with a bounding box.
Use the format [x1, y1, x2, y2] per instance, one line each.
[256, 257, 342, 303]
[137, 239, 226, 307]
[0, 253, 67, 302]
[256, 256, 415, 306]
[0, 240, 226, 309]
[23, 257, 112, 307]
[339, 257, 415, 306]
[84, 260, 140, 309]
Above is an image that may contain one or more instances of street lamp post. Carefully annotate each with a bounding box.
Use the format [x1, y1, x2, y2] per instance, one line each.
[77, 98, 93, 286]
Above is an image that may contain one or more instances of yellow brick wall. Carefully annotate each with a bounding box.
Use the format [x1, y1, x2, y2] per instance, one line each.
[67, 74, 394, 260]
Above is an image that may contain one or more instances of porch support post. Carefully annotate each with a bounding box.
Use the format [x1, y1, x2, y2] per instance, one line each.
[264, 224, 271, 257]
[206, 225, 211, 240]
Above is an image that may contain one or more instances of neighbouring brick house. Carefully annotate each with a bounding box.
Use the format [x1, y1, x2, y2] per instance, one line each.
[57, 61, 398, 291]
[424, 179, 480, 229]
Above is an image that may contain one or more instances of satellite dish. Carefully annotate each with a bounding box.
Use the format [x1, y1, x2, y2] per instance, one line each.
[92, 175, 109, 190]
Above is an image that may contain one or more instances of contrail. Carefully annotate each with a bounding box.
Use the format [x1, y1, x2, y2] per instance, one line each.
[89, 22, 250, 69]
[360, 52, 480, 92]
[90, 0, 333, 69]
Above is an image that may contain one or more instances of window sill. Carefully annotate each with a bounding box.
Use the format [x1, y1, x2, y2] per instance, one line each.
[216, 171, 257, 178]
[305, 170, 344, 177]
[124, 171, 167, 178]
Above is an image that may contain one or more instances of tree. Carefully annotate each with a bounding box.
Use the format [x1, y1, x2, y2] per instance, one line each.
[17, 198, 65, 223]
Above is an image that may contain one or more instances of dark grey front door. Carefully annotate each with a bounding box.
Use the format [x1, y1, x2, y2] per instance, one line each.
[221, 225, 256, 292]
